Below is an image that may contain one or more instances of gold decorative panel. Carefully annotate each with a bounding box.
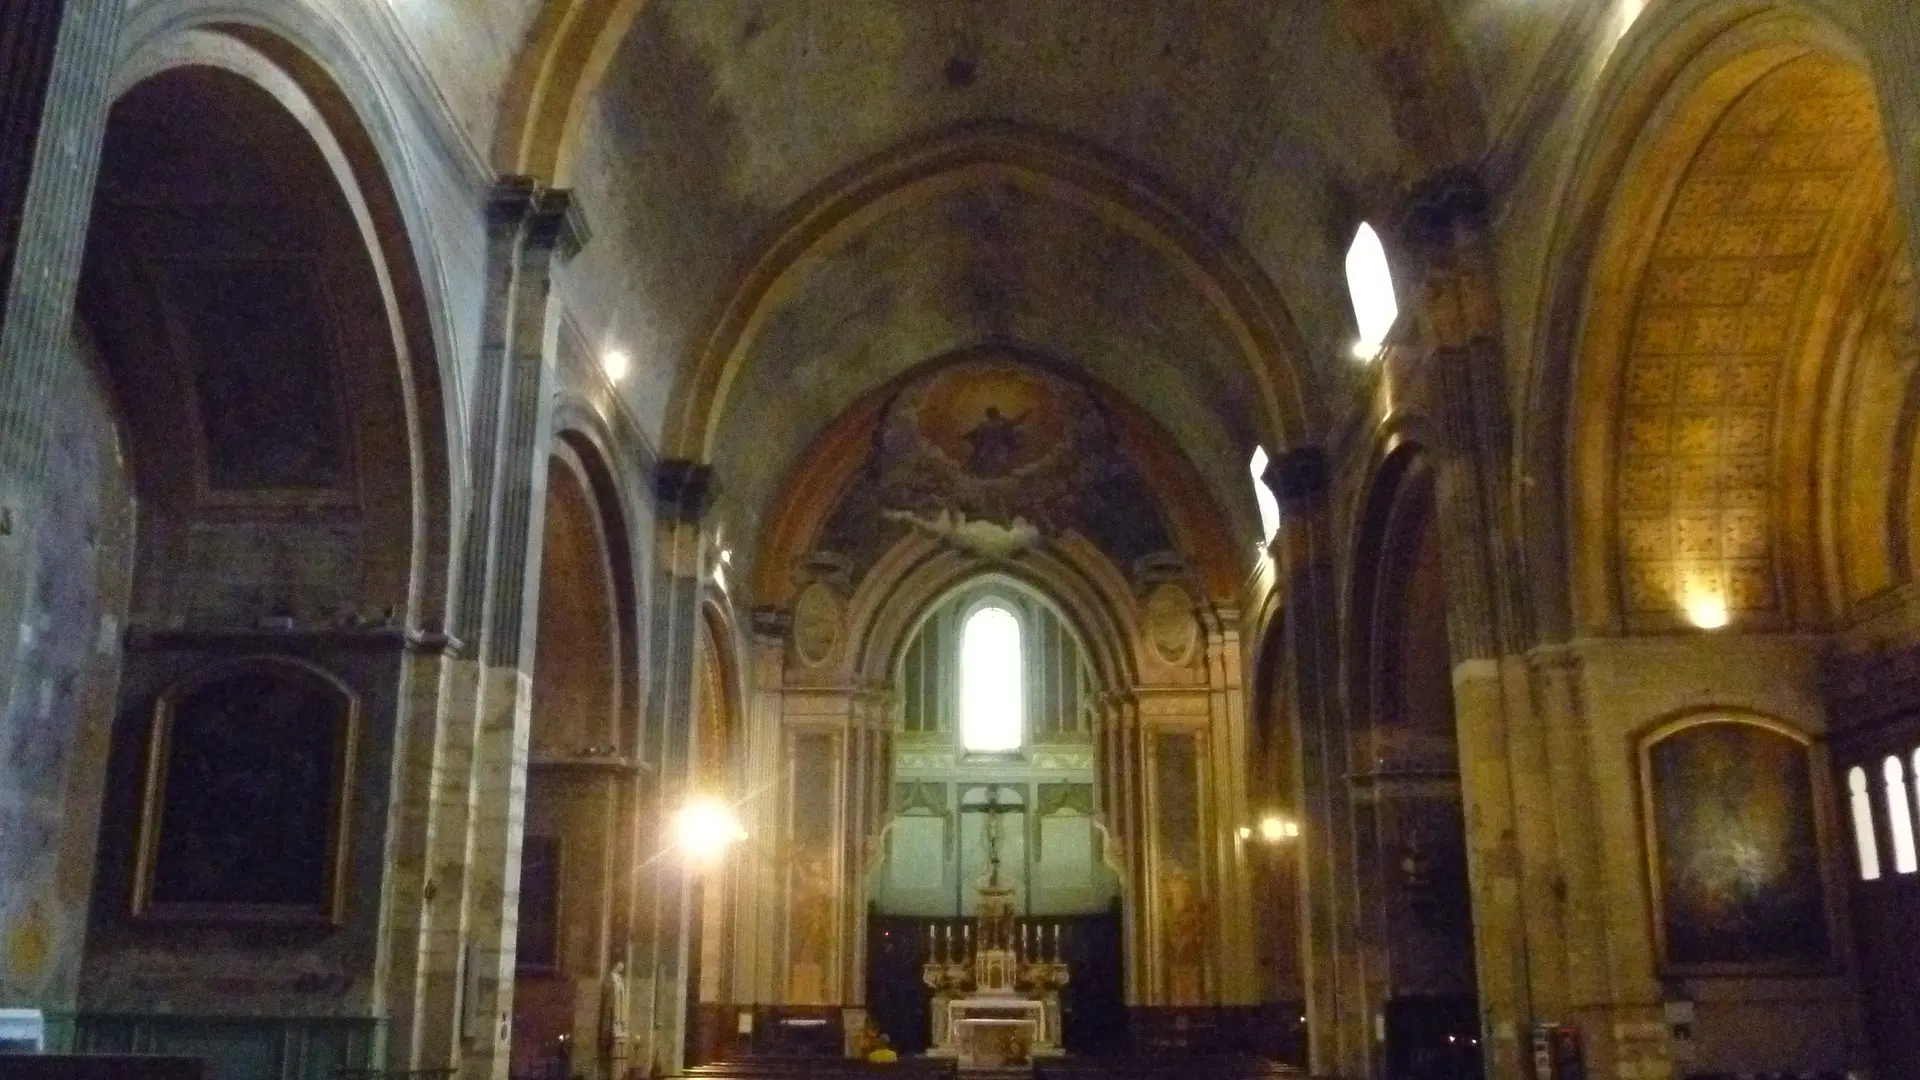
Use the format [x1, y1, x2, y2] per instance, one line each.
[1616, 56, 1886, 628]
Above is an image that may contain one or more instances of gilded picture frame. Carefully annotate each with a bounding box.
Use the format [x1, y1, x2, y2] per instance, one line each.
[1638, 712, 1839, 975]
[133, 656, 358, 926]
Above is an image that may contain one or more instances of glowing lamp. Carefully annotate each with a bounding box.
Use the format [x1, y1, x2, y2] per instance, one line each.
[1258, 815, 1300, 842]
[602, 349, 631, 383]
[673, 798, 746, 862]
[1681, 575, 1729, 630]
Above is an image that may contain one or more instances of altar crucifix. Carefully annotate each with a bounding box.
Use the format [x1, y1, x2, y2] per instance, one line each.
[970, 787, 1023, 898]
[924, 786, 1069, 1067]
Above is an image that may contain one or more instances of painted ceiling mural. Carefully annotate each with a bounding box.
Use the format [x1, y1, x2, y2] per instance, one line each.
[816, 351, 1177, 579]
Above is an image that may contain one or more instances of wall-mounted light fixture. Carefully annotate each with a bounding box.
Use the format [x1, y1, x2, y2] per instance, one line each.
[673, 797, 747, 865]
[1258, 814, 1301, 843]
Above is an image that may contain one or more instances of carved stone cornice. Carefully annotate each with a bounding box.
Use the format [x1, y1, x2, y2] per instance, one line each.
[1262, 445, 1330, 511]
[654, 459, 718, 524]
[1393, 168, 1490, 253]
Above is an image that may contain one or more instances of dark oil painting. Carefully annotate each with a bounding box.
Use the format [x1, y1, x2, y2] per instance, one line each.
[1645, 719, 1830, 971]
[142, 663, 352, 919]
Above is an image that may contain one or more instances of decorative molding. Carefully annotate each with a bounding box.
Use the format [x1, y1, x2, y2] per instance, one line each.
[654, 459, 719, 525]
[1263, 445, 1329, 508]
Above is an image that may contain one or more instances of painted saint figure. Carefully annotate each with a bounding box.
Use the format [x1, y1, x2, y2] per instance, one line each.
[963, 406, 1029, 478]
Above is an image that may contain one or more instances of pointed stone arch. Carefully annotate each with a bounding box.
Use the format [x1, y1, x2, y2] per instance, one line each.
[667, 123, 1322, 466]
[1530, 8, 1914, 635]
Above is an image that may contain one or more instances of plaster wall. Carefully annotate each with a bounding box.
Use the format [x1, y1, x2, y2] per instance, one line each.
[0, 331, 133, 1007]
[1564, 633, 1861, 1074]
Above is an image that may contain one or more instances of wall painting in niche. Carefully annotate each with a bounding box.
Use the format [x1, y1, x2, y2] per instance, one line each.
[787, 731, 840, 1003]
[1640, 714, 1833, 973]
[134, 658, 356, 925]
[1152, 730, 1206, 1003]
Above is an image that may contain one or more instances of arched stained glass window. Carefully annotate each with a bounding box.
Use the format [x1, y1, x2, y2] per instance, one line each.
[1849, 765, 1882, 881]
[1885, 756, 1918, 874]
[960, 605, 1024, 753]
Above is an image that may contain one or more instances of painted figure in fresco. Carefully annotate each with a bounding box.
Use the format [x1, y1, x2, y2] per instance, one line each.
[963, 406, 1030, 478]
[1160, 860, 1205, 1003]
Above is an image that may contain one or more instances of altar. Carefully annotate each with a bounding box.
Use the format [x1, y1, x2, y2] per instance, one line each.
[922, 794, 1067, 1069]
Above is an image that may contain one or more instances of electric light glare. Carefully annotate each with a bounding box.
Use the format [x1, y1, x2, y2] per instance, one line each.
[1682, 584, 1729, 630]
[1258, 815, 1300, 842]
[602, 349, 631, 383]
[673, 798, 746, 862]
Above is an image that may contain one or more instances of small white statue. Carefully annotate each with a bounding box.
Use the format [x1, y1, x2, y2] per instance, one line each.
[601, 961, 630, 1079]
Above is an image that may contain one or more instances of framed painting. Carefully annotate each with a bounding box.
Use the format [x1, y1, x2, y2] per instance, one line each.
[134, 657, 357, 925]
[1639, 713, 1836, 974]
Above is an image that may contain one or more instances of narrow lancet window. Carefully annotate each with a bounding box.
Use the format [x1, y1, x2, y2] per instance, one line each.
[1250, 447, 1280, 545]
[960, 605, 1024, 753]
[1346, 222, 1398, 359]
[1885, 756, 1918, 874]
[1850, 765, 1882, 881]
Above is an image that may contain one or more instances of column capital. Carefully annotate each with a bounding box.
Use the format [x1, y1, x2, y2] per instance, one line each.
[1262, 445, 1329, 511]
[751, 604, 792, 642]
[488, 176, 591, 261]
[1393, 167, 1490, 253]
[654, 459, 718, 524]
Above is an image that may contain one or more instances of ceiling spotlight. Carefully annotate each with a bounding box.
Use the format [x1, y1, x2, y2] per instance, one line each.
[602, 349, 631, 384]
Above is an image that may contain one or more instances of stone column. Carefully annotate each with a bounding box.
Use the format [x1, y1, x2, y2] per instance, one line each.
[646, 459, 717, 1076]
[1400, 174, 1546, 1080]
[383, 179, 583, 1080]
[1264, 446, 1371, 1078]
[1399, 173, 1651, 1080]
[0, 0, 123, 757]
[458, 182, 584, 1080]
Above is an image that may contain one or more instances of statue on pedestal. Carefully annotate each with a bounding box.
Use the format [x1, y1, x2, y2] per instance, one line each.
[601, 960, 630, 1080]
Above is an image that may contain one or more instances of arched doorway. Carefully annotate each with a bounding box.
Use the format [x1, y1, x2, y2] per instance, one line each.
[1348, 447, 1480, 1080]
[514, 438, 638, 1080]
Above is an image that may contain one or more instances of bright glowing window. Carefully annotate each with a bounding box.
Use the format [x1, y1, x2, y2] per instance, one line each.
[1885, 756, 1918, 874]
[1346, 222, 1398, 359]
[960, 605, 1024, 753]
[1249, 447, 1280, 544]
[1849, 766, 1882, 881]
